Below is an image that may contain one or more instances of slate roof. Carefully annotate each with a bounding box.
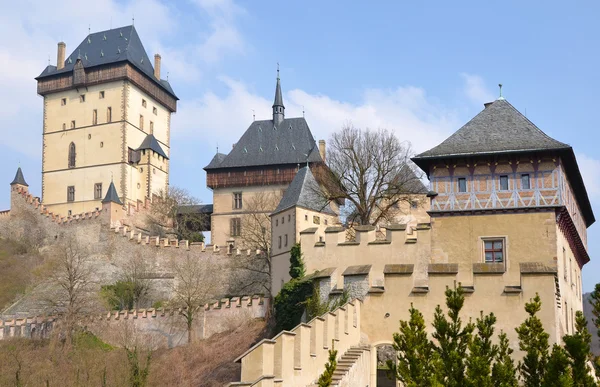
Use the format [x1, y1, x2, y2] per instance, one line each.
[205, 153, 227, 169]
[272, 167, 336, 216]
[10, 167, 28, 186]
[177, 204, 214, 215]
[36, 25, 177, 99]
[273, 76, 283, 108]
[414, 99, 569, 161]
[101, 181, 122, 205]
[412, 98, 594, 227]
[204, 117, 323, 170]
[136, 134, 168, 159]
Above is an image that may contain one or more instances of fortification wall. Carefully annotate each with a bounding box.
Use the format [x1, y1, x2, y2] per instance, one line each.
[0, 187, 267, 318]
[0, 296, 268, 349]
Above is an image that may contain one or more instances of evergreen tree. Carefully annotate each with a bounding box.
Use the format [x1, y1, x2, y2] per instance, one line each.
[318, 341, 338, 387]
[491, 331, 518, 387]
[515, 293, 550, 387]
[465, 311, 498, 387]
[387, 304, 437, 387]
[542, 344, 572, 387]
[588, 283, 600, 377]
[289, 243, 305, 279]
[431, 285, 475, 387]
[563, 310, 596, 387]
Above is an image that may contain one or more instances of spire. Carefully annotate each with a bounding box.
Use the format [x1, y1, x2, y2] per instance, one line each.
[101, 181, 123, 205]
[10, 167, 28, 187]
[272, 64, 285, 125]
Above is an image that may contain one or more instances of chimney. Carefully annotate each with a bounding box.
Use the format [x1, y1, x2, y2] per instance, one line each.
[319, 140, 326, 162]
[154, 54, 161, 79]
[57, 42, 66, 70]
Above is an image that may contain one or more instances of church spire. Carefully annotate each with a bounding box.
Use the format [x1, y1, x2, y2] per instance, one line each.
[272, 64, 285, 125]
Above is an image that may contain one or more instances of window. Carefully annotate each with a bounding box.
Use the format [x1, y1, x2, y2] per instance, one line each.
[324, 219, 328, 225]
[285, 234, 288, 247]
[128, 148, 140, 164]
[67, 186, 75, 202]
[149, 121, 154, 134]
[68, 210, 72, 216]
[94, 183, 102, 199]
[410, 200, 418, 209]
[278, 236, 282, 249]
[275, 219, 278, 226]
[484, 239, 504, 263]
[62, 123, 66, 130]
[230, 218, 241, 236]
[458, 178, 467, 193]
[305, 214, 308, 221]
[153, 107, 157, 115]
[569, 257, 573, 285]
[71, 120, 76, 129]
[563, 247, 567, 280]
[107, 107, 112, 122]
[521, 174, 531, 189]
[68, 142, 76, 168]
[61, 98, 67, 106]
[139, 115, 144, 130]
[142, 99, 147, 108]
[313, 215, 321, 225]
[499, 175, 509, 191]
[288, 214, 291, 222]
[282, 216, 285, 225]
[233, 192, 243, 209]
[92, 109, 98, 125]
[79, 94, 85, 103]
[99, 91, 105, 99]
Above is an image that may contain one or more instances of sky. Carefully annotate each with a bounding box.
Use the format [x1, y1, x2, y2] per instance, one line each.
[1, 0, 599, 290]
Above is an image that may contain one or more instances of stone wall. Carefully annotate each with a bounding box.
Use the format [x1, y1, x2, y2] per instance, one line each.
[0, 186, 268, 318]
[0, 296, 268, 349]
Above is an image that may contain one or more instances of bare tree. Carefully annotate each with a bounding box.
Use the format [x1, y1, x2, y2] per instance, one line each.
[232, 191, 282, 296]
[317, 124, 425, 226]
[146, 186, 206, 242]
[47, 237, 93, 345]
[122, 253, 151, 309]
[170, 255, 218, 344]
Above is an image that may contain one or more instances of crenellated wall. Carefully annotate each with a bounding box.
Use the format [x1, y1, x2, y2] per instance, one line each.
[0, 296, 268, 348]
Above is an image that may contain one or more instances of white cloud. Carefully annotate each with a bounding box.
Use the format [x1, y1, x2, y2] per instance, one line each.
[577, 153, 600, 198]
[461, 73, 495, 105]
[172, 78, 460, 156]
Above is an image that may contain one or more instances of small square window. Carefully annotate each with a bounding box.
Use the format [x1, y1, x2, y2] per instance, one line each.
[410, 200, 418, 209]
[61, 98, 67, 106]
[142, 99, 147, 108]
[99, 91, 105, 99]
[313, 216, 320, 225]
[484, 239, 504, 263]
[499, 175, 509, 191]
[458, 178, 467, 193]
[80, 94, 85, 103]
[521, 174, 531, 189]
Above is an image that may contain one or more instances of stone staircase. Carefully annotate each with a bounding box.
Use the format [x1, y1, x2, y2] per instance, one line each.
[330, 345, 370, 386]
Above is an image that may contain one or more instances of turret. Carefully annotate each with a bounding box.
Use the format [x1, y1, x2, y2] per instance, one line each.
[101, 181, 124, 226]
[272, 66, 285, 126]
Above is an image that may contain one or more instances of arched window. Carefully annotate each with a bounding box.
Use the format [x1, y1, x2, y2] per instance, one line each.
[68, 142, 76, 168]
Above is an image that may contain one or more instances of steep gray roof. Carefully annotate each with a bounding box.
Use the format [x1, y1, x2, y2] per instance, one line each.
[273, 75, 283, 108]
[204, 117, 323, 169]
[414, 99, 569, 161]
[205, 153, 227, 169]
[10, 167, 28, 186]
[273, 167, 336, 215]
[136, 134, 168, 159]
[36, 25, 177, 99]
[101, 181, 122, 205]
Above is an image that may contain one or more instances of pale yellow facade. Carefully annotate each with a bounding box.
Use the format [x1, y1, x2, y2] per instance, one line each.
[42, 80, 171, 216]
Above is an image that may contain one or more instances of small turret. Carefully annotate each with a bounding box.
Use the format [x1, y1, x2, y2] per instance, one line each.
[101, 181, 123, 226]
[10, 166, 28, 195]
[272, 65, 285, 126]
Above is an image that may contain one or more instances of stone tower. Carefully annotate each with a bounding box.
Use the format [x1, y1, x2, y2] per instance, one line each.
[35, 26, 178, 216]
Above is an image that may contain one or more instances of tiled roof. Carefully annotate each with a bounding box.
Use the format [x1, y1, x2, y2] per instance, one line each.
[205, 153, 227, 169]
[36, 25, 177, 99]
[136, 134, 168, 159]
[273, 167, 336, 215]
[204, 117, 323, 170]
[413, 99, 569, 161]
[101, 181, 122, 205]
[10, 167, 28, 186]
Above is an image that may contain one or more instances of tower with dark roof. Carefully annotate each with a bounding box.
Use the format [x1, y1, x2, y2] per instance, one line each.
[36, 26, 176, 216]
[204, 71, 327, 247]
[412, 96, 594, 338]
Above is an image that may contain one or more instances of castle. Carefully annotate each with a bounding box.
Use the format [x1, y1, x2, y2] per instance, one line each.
[0, 26, 595, 386]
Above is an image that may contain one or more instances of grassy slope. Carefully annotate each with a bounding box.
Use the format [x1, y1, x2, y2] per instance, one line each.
[0, 239, 44, 312]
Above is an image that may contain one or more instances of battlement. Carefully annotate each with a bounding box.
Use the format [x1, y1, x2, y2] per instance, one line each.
[231, 300, 362, 387]
[0, 295, 268, 347]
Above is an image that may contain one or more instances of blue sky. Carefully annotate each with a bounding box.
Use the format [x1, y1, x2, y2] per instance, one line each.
[1, 0, 599, 290]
